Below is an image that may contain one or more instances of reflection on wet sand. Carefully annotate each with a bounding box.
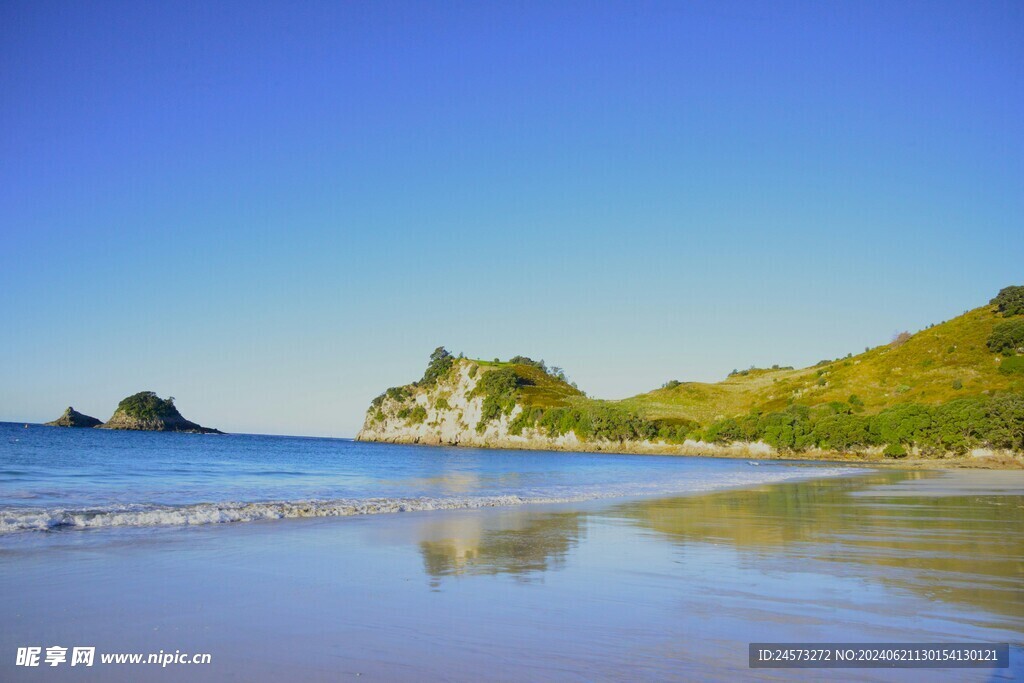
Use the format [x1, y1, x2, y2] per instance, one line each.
[414, 469, 1024, 628]
[417, 509, 585, 584]
[613, 469, 1024, 624]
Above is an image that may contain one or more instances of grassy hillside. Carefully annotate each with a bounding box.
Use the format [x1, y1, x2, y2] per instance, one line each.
[468, 358, 586, 409]
[369, 287, 1024, 456]
[620, 304, 1023, 424]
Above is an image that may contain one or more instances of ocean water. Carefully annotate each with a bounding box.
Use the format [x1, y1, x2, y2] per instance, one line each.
[0, 422, 851, 533]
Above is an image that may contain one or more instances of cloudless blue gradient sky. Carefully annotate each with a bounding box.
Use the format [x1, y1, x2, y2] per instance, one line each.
[1, 0, 1022, 436]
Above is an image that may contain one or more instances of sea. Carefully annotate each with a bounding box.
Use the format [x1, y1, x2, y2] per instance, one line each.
[0, 422, 851, 534]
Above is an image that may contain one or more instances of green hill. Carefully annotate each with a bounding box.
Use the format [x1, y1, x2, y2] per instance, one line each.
[361, 287, 1024, 459]
[620, 302, 1023, 424]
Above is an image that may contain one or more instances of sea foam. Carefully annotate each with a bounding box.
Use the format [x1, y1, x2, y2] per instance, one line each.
[0, 466, 855, 533]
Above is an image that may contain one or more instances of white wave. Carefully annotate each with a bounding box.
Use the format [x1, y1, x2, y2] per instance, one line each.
[0, 467, 856, 533]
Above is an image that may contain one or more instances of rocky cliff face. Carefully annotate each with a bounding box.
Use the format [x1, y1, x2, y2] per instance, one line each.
[357, 358, 822, 458]
[100, 392, 223, 434]
[359, 342, 1024, 466]
[357, 360, 578, 449]
[44, 407, 102, 428]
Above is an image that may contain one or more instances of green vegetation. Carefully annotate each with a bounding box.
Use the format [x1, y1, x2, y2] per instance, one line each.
[621, 298, 1024, 424]
[472, 366, 522, 426]
[408, 405, 427, 424]
[116, 391, 179, 420]
[420, 346, 454, 387]
[992, 285, 1024, 316]
[367, 286, 1024, 457]
[700, 393, 1024, 455]
[883, 443, 908, 458]
[508, 403, 658, 442]
[508, 355, 545, 369]
[1000, 357, 1024, 375]
[987, 320, 1024, 355]
[729, 365, 793, 377]
[371, 384, 415, 409]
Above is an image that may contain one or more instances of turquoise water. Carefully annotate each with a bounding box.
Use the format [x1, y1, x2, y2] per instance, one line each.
[0, 422, 849, 532]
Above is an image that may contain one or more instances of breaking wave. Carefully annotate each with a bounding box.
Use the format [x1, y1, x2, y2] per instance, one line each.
[0, 466, 856, 533]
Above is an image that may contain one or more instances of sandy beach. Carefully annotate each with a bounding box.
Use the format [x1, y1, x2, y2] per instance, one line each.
[1, 467, 1021, 681]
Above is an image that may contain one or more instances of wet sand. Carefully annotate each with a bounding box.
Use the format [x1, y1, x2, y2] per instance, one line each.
[0, 469, 1021, 681]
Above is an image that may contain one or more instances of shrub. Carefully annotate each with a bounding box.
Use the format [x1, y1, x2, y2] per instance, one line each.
[662, 380, 682, 390]
[116, 392, 178, 420]
[883, 443, 908, 458]
[408, 405, 427, 424]
[508, 356, 572, 382]
[386, 386, 411, 403]
[653, 419, 697, 443]
[468, 364, 478, 378]
[435, 397, 451, 411]
[985, 393, 1024, 451]
[699, 393, 1024, 455]
[472, 367, 523, 429]
[509, 356, 546, 371]
[952, 379, 963, 390]
[999, 357, 1024, 375]
[872, 403, 930, 444]
[420, 347, 454, 386]
[813, 414, 870, 450]
[987, 320, 1024, 355]
[991, 285, 1024, 316]
[507, 403, 659, 442]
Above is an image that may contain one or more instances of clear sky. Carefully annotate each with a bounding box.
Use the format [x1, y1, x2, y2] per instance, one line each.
[1, 1, 1022, 436]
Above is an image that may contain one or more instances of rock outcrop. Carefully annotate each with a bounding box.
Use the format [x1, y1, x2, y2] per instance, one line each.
[356, 358, 779, 456]
[358, 357, 642, 452]
[358, 359, 528, 448]
[44, 406, 102, 428]
[100, 391, 223, 434]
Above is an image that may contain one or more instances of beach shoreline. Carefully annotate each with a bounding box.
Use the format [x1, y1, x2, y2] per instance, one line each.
[356, 434, 1024, 470]
[1, 466, 1021, 681]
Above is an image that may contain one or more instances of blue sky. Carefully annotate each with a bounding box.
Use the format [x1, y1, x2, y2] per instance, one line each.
[1, 0, 1022, 436]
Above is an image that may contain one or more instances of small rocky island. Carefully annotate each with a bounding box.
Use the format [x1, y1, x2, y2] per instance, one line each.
[44, 406, 103, 428]
[99, 391, 223, 433]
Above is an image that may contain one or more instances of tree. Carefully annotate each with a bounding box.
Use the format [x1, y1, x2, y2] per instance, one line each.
[987, 320, 1024, 355]
[991, 285, 1024, 316]
[984, 394, 1024, 450]
[420, 346, 454, 386]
